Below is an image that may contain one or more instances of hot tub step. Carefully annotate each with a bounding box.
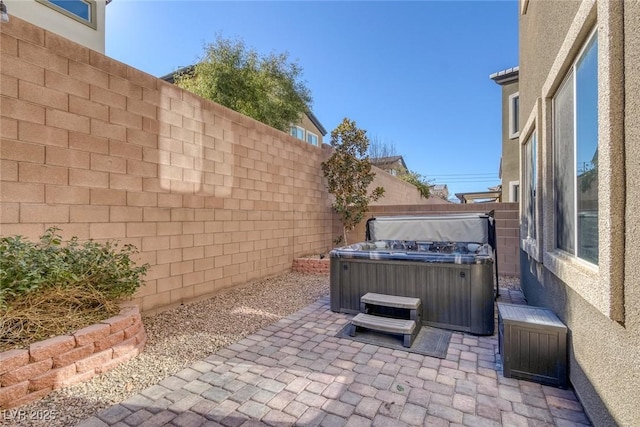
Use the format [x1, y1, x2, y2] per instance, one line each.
[360, 292, 422, 324]
[361, 292, 421, 309]
[349, 313, 417, 347]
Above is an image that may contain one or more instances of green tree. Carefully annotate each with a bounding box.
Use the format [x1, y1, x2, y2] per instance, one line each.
[399, 169, 431, 198]
[322, 118, 385, 245]
[174, 35, 312, 132]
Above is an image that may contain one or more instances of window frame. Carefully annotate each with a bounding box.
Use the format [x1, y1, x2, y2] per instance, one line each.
[522, 131, 537, 241]
[509, 181, 520, 203]
[509, 92, 520, 139]
[36, 0, 97, 29]
[537, 3, 623, 321]
[306, 131, 319, 146]
[290, 126, 305, 141]
[519, 97, 540, 261]
[551, 30, 598, 266]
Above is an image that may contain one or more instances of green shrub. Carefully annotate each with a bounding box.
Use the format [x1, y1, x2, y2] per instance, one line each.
[0, 227, 149, 307]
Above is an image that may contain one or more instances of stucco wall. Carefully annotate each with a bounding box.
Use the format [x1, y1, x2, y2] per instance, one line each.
[4, 0, 106, 53]
[519, 1, 639, 425]
[624, 0, 640, 336]
[519, 0, 581, 121]
[500, 81, 520, 202]
[369, 166, 442, 206]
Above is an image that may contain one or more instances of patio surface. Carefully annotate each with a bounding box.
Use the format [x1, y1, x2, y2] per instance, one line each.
[77, 288, 591, 426]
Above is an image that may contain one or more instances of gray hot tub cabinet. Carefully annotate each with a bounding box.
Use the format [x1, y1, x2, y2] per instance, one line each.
[330, 256, 495, 335]
[329, 213, 497, 336]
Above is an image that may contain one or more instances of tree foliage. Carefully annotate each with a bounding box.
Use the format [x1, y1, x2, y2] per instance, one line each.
[322, 118, 385, 245]
[174, 35, 312, 132]
[399, 169, 431, 198]
[0, 227, 148, 307]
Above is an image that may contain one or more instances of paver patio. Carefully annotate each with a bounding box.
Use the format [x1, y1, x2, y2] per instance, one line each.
[78, 288, 590, 426]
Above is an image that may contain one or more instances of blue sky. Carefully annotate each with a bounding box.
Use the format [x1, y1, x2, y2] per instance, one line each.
[106, 0, 519, 201]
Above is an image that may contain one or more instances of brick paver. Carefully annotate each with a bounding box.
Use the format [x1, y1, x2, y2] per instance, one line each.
[77, 290, 592, 426]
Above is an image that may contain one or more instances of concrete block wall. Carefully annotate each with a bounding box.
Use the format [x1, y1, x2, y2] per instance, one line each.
[347, 202, 520, 276]
[0, 17, 335, 313]
[368, 167, 435, 205]
[0, 306, 145, 409]
[0, 17, 433, 314]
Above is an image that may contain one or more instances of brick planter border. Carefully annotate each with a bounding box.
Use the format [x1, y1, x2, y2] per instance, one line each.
[292, 257, 330, 275]
[0, 305, 146, 410]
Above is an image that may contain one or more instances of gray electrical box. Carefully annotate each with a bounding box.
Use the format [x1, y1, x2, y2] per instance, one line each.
[498, 303, 568, 388]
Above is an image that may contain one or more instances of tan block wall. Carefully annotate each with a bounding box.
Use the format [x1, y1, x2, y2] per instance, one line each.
[0, 17, 335, 314]
[369, 166, 438, 206]
[0, 306, 145, 409]
[347, 202, 520, 277]
[0, 17, 430, 314]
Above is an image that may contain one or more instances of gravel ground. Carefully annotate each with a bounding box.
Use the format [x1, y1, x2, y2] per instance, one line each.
[1, 273, 520, 427]
[0, 272, 329, 427]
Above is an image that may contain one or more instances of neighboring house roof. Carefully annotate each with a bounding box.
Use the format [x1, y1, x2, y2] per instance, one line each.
[159, 66, 194, 84]
[306, 111, 327, 136]
[489, 66, 519, 85]
[430, 184, 448, 191]
[370, 156, 408, 171]
[159, 66, 326, 136]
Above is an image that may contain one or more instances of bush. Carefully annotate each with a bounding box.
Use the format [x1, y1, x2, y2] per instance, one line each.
[0, 227, 149, 307]
[0, 227, 149, 350]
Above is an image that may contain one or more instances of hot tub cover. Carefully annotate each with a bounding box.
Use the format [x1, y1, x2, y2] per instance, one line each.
[366, 213, 495, 247]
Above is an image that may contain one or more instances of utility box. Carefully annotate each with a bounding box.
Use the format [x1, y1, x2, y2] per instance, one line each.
[498, 303, 568, 388]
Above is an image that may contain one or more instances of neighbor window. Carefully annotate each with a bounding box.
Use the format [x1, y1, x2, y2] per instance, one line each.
[509, 92, 520, 139]
[522, 131, 536, 240]
[290, 126, 304, 140]
[552, 31, 598, 264]
[36, 0, 97, 29]
[306, 131, 318, 146]
[509, 181, 520, 203]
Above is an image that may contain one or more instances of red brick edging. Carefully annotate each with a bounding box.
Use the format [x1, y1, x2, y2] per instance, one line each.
[0, 305, 146, 409]
[292, 257, 330, 274]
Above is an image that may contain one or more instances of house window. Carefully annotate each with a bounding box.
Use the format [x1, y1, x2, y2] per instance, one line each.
[522, 132, 536, 239]
[306, 131, 318, 146]
[509, 92, 520, 139]
[553, 31, 598, 264]
[290, 126, 304, 140]
[36, 0, 97, 29]
[509, 181, 520, 203]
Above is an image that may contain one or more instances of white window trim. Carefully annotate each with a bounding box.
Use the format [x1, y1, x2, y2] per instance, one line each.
[508, 92, 520, 139]
[290, 125, 304, 141]
[520, 98, 541, 262]
[508, 180, 520, 203]
[306, 130, 319, 146]
[36, 0, 97, 29]
[550, 30, 598, 267]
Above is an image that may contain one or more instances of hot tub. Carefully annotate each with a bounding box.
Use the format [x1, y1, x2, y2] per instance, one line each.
[330, 214, 497, 335]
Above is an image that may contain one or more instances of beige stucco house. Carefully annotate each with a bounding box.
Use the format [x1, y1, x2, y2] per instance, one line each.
[288, 110, 327, 147]
[370, 155, 408, 176]
[518, 1, 639, 425]
[490, 66, 520, 203]
[3, 0, 108, 52]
